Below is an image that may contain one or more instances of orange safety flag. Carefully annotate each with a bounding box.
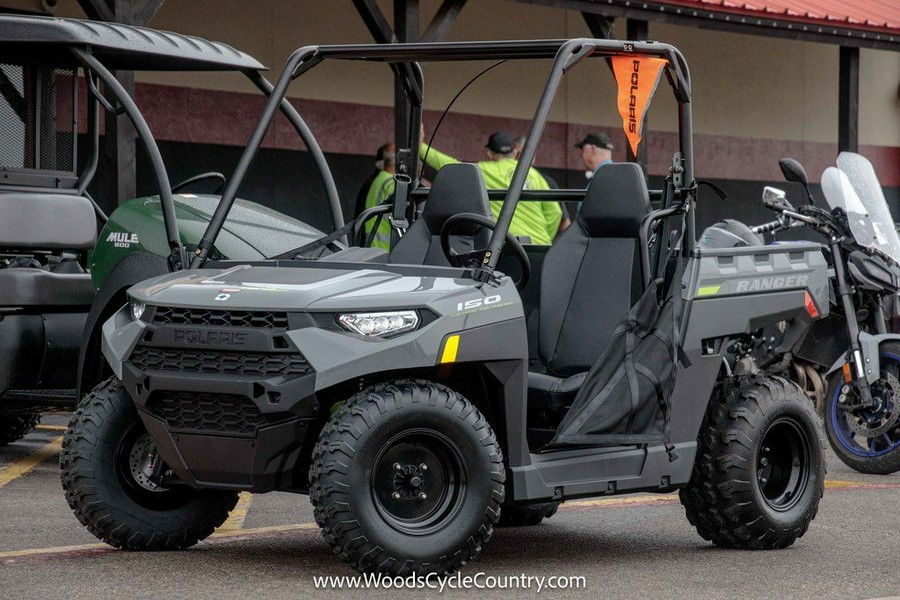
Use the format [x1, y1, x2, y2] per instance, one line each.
[611, 56, 667, 156]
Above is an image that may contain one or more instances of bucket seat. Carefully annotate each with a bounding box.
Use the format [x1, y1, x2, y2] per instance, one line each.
[389, 163, 491, 267]
[527, 162, 651, 412]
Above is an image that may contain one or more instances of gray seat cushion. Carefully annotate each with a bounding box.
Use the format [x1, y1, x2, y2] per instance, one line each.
[0, 193, 97, 251]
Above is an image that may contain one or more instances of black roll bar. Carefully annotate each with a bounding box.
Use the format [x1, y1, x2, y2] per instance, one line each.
[244, 70, 345, 235]
[72, 47, 186, 271]
[190, 38, 694, 271]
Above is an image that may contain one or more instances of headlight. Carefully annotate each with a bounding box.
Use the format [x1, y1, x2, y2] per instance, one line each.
[337, 310, 419, 337]
[130, 299, 146, 322]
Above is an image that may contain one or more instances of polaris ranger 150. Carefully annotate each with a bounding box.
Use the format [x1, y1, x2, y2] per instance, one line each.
[62, 39, 829, 574]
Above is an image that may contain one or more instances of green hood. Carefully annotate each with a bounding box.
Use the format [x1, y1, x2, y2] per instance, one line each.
[90, 194, 325, 290]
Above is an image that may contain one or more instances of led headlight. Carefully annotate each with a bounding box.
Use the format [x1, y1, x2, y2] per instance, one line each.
[337, 310, 419, 337]
[129, 299, 146, 322]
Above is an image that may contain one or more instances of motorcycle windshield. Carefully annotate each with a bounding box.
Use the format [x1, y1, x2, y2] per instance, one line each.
[821, 152, 900, 266]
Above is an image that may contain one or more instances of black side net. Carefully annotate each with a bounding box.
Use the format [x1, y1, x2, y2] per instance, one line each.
[0, 64, 76, 173]
[547, 213, 688, 461]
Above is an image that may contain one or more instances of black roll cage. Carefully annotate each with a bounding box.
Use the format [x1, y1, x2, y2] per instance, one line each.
[190, 38, 696, 278]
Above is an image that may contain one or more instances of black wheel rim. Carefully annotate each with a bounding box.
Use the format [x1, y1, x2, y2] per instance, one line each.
[756, 418, 811, 512]
[114, 423, 193, 510]
[370, 429, 467, 535]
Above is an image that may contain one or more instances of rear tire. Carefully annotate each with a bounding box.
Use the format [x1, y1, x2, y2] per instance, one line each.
[680, 376, 825, 549]
[309, 379, 505, 575]
[498, 502, 560, 527]
[60, 377, 239, 550]
[0, 413, 40, 445]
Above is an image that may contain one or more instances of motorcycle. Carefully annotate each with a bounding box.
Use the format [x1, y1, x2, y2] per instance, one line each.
[700, 152, 900, 474]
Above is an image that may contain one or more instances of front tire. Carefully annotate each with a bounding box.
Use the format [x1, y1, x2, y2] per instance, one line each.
[0, 413, 40, 445]
[824, 343, 900, 475]
[309, 380, 505, 575]
[60, 377, 239, 550]
[680, 376, 825, 549]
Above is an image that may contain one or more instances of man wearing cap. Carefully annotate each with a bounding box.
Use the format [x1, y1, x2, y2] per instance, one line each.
[575, 132, 614, 178]
[361, 142, 396, 250]
[420, 131, 562, 246]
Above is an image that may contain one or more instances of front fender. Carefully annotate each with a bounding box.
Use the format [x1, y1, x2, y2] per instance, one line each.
[826, 332, 900, 384]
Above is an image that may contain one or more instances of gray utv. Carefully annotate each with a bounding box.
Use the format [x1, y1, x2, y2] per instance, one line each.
[62, 39, 829, 574]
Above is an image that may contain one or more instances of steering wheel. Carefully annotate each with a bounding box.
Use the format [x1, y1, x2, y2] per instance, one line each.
[172, 172, 227, 195]
[440, 213, 531, 290]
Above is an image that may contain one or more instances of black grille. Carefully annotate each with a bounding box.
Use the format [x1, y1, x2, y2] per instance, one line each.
[153, 306, 289, 329]
[148, 391, 263, 435]
[130, 347, 312, 377]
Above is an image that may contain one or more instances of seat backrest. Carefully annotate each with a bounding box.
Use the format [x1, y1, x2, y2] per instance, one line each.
[0, 193, 97, 251]
[538, 162, 651, 376]
[389, 163, 491, 266]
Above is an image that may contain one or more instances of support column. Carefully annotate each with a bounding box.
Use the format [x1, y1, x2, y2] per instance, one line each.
[839, 45, 859, 153]
[394, 0, 419, 151]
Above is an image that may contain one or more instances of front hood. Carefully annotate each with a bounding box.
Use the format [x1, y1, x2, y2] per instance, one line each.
[128, 264, 482, 312]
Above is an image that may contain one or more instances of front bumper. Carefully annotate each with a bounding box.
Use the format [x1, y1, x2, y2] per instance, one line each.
[105, 304, 319, 492]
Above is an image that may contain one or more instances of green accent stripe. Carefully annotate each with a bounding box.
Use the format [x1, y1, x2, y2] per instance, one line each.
[697, 285, 721, 297]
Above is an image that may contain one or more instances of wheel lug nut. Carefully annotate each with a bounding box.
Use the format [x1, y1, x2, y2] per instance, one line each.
[760, 458, 769, 467]
[393, 463, 402, 471]
[418, 492, 427, 501]
[419, 463, 427, 471]
[392, 492, 401, 500]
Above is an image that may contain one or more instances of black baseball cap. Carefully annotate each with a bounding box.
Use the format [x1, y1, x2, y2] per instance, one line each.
[575, 132, 613, 150]
[485, 131, 514, 154]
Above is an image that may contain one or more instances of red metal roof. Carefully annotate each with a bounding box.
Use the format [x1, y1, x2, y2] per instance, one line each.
[656, 0, 898, 35]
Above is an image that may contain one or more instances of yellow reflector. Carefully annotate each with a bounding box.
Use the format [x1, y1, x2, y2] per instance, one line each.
[697, 285, 721, 297]
[440, 334, 460, 364]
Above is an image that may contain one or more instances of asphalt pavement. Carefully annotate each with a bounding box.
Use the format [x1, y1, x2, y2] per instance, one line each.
[1, 414, 899, 600]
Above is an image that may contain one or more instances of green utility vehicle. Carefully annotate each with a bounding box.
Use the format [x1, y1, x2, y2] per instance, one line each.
[0, 15, 339, 443]
[62, 38, 829, 575]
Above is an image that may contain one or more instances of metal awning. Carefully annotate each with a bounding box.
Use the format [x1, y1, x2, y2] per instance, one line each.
[514, 0, 899, 50]
[0, 15, 265, 71]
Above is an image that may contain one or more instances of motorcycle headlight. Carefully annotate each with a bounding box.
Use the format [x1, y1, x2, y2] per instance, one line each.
[129, 299, 146, 322]
[337, 310, 419, 337]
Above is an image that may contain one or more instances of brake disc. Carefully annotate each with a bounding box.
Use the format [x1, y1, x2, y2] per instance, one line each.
[846, 373, 900, 438]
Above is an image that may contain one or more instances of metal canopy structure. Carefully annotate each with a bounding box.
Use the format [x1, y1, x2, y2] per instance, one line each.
[0, 14, 264, 71]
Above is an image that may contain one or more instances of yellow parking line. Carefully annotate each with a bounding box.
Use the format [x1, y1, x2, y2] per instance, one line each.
[218, 492, 253, 532]
[0, 436, 63, 489]
[0, 522, 319, 562]
[36, 424, 67, 432]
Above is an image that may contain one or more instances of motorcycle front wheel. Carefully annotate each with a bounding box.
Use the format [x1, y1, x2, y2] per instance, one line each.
[824, 341, 900, 475]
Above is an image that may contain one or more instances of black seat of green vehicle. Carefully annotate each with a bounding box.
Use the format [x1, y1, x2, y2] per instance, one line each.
[0, 193, 96, 307]
[528, 163, 650, 411]
[389, 163, 491, 266]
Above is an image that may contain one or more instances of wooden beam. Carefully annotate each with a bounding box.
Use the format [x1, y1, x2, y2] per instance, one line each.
[135, 0, 165, 25]
[581, 11, 614, 39]
[838, 45, 859, 153]
[77, 0, 114, 22]
[421, 0, 466, 43]
[352, 0, 396, 44]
